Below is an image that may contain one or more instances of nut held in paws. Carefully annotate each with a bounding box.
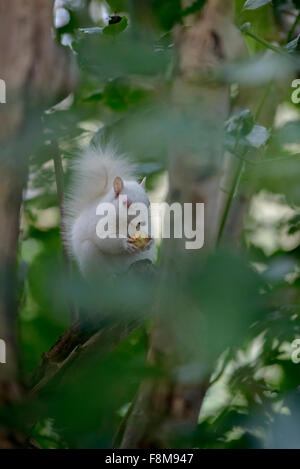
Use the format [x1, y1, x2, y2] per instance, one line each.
[130, 231, 151, 249]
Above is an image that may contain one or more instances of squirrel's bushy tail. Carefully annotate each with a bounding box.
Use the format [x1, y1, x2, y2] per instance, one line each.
[63, 143, 136, 250]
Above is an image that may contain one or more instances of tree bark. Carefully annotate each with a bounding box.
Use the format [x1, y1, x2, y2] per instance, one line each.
[120, 0, 247, 449]
[0, 0, 75, 448]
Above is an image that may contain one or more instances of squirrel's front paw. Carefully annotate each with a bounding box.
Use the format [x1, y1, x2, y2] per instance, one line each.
[123, 238, 139, 254]
[141, 238, 154, 251]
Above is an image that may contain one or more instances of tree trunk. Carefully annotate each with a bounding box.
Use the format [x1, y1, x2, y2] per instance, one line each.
[0, 0, 75, 448]
[120, 0, 247, 449]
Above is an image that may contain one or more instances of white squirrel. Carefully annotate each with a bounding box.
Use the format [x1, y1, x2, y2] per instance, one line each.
[63, 144, 155, 278]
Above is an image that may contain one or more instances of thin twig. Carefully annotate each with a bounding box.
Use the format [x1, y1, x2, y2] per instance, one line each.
[216, 158, 244, 246]
[287, 12, 300, 44]
[52, 140, 78, 322]
[241, 27, 287, 56]
[216, 81, 272, 246]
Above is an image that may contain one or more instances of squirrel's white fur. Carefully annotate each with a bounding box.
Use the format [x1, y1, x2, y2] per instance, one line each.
[63, 144, 155, 277]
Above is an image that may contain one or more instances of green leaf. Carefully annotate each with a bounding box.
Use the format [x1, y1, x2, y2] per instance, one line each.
[225, 109, 254, 137]
[276, 121, 300, 144]
[245, 125, 270, 148]
[182, 0, 207, 17]
[74, 32, 172, 79]
[243, 0, 272, 10]
[246, 156, 300, 204]
[285, 34, 300, 53]
[169, 250, 263, 364]
[103, 79, 130, 112]
[151, 0, 182, 30]
[78, 27, 103, 35]
[293, 0, 300, 9]
[103, 16, 128, 36]
[224, 111, 269, 153]
[106, 0, 126, 9]
[101, 78, 150, 112]
[151, 0, 207, 30]
[82, 89, 104, 102]
[222, 54, 296, 86]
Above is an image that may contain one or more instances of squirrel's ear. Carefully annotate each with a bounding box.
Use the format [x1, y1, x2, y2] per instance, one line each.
[140, 177, 146, 189]
[113, 176, 123, 196]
